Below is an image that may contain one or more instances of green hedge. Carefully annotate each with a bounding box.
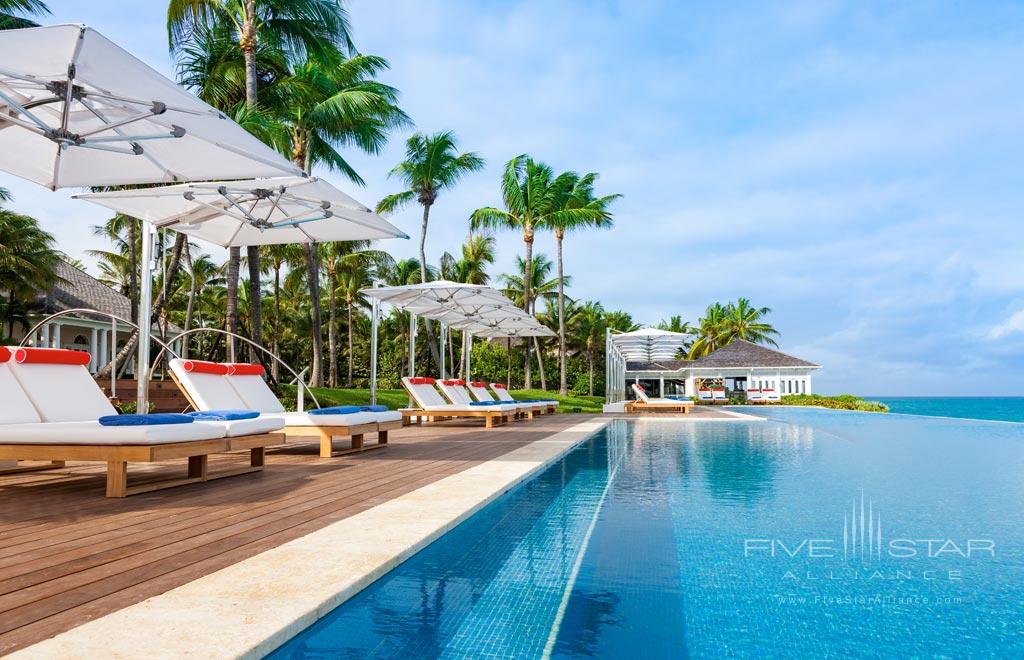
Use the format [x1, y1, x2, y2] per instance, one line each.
[777, 393, 888, 412]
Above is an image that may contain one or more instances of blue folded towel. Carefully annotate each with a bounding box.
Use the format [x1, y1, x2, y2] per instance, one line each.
[308, 406, 363, 416]
[470, 401, 504, 407]
[359, 405, 389, 412]
[187, 410, 260, 421]
[99, 413, 194, 426]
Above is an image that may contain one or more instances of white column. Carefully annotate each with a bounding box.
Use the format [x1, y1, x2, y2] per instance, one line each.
[99, 328, 108, 367]
[40, 324, 50, 348]
[89, 327, 99, 373]
[51, 322, 61, 348]
[659, 375, 665, 397]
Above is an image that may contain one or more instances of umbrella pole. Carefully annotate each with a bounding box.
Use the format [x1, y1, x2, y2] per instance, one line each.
[466, 332, 472, 382]
[369, 288, 379, 406]
[136, 221, 156, 413]
[439, 323, 446, 379]
[408, 312, 416, 410]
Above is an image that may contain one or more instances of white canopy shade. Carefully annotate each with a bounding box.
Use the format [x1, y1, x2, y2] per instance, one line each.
[73, 176, 408, 246]
[609, 327, 690, 362]
[0, 24, 302, 189]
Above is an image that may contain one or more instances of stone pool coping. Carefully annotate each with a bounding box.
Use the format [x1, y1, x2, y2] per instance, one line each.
[9, 418, 611, 660]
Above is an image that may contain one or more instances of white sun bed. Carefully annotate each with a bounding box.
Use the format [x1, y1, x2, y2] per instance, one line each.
[169, 359, 397, 457]
[627, 383, 692, 414]
[712, 388, 728, 403]
[746, 389, 764, 403]
[490, 383, 559, 413]
[697, 389, 713, 402]
[762, 388, 780, 402]
[401, 377, 512, 428]
[0, 347, 283, 497]
[435, 379, 520, 416]
[465, 381, 545, 418]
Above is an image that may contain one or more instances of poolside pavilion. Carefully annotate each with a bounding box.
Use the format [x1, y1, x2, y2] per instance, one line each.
[605, 328, 820, 409]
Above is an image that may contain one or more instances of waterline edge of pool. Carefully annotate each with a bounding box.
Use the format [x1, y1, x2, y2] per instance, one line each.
[7, 418, 611, 660]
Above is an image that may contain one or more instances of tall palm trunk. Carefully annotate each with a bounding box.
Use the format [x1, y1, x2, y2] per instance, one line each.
[506, 337, 512, 387]
[182, 244, 196, 360]
[346, 299, 354, 387]
[534, 335, 547, 390]
[556, 231, 567, 395]
[272, 262, 281, 380]
[225, 246, 240, 361]
[127, 218, 138, 323]
[417, 202, 442, 372]
[328, 270, 338, 387]
[247, 246, 262, 359]
[522, 224, 533, 388]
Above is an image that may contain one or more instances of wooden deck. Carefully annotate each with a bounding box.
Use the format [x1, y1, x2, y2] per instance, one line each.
[0, 414, 594, 655]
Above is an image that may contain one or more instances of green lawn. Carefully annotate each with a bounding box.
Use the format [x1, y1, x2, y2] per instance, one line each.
[278, 385, 605, 413]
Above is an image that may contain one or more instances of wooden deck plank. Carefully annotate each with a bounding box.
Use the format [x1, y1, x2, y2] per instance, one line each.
[0, 415, 592, 655]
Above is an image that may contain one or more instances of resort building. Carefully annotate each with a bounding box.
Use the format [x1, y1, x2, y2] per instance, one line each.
[605, 328, 820, 408]
[6, 261, 139, 374]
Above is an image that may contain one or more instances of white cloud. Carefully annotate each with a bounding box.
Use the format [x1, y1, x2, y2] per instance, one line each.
[988, 310, 1024, 340]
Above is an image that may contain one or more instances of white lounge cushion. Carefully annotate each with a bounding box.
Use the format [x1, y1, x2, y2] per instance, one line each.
[224, 374, 286, 413]
[0, 420, 224, 445]
[169, 359, 248, 411]
[373, 411, 402, 424]
[279, 411, 378, 427]
[466, 384, 537, 410]
[0, 363, 41, 424]
[197, 416, 285, 437]
[437, 381, 517, 412]
[7, 359, 116, 422]
[492, 386, 557, 408]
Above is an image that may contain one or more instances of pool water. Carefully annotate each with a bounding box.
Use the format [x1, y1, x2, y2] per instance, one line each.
[269, 410, 1024, 658]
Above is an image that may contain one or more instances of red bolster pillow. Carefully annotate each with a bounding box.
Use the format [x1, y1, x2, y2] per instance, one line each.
[442, 379, 466, 386]
[0, 347, 10, 363]
[493, 383, 507, 389]
[224, 363, 265, 376]
[182, 360, 229, 375]
[408, 377, 435, 385]
[713, 388, 725, 392]
[13, 347, 90, 366]
[470, 381, 488, 388]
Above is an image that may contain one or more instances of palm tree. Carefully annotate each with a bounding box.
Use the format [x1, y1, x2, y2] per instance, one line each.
[0, 207, 61, 338]
[336, 263, 372, 386]
[471, 156, 604, 387]
[168, 0, 353, 364]
[548, 172, 619, 395]
[377, 131, 485, 371]
[687, 302, 729, 359]
[502, 254, 564, 391]
[439, 234, 496, 286]
[0, 0, 49, 30]
[181, 252, 220, 359]
[568, 301, 606, 396]
[90, 215, 141, 321]
[720, 298, 779, 346]
[261, 244, 300, 378]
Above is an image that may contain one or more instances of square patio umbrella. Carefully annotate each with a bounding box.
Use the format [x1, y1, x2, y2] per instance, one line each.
[75, 177, 408, 410]
[0, 24, 302, 189]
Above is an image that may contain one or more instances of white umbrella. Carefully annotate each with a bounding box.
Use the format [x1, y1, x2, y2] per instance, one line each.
[75, 177, 407, 410]
[362, 281, 553, 400]
[0, 24, 301, 189]
[74, 176, 409, 246]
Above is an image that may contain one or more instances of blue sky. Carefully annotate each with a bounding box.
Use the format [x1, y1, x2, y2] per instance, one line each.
[5, 0, 1024, 395]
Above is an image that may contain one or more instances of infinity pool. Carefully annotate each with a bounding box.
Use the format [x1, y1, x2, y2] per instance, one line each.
[269, 410, 1024, 657]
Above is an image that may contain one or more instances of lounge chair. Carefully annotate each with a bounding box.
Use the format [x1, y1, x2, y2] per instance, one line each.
[466, 381, 547, 418]
[712, 388, 728, 403]
[490, 383, 559, 414]
[697, 389, 713, 402]
[169, 359, 398, 457]
[746, 388, 764, 403]
[435, 379, 523, 419]
[0, 347, 283, 497]
[401, 377, 512, 428]
[626, 383, 693, 414]
[762, 388, 780, 403]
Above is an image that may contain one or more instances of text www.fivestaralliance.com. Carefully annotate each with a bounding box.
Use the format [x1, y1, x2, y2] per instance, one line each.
[773, 594, 965, 607]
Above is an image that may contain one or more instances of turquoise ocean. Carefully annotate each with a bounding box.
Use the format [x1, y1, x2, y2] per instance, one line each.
[873, 397, 1024, 423]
